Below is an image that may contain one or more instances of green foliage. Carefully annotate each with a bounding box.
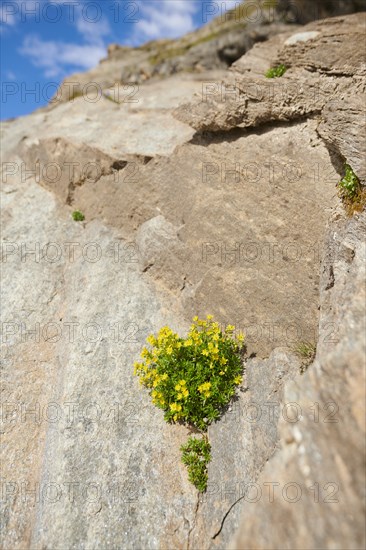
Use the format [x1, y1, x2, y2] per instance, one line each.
[134, 315, 244, 431]
[265, 64, 287, 78]
[294, 341, 316, 360]
[338, 164, 360, 199]
[72, 210, 85, 222]
[337, 164, 366, 216]
[134, 315, 245, 491]
[293, 341, 316, 373]
[180, 436, 211, 492]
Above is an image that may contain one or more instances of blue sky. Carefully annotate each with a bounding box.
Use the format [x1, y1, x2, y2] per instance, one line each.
[0, 0, 239, 120]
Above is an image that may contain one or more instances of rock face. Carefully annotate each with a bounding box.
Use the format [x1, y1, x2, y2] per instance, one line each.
[1, 7, 365, 550]
[232, 211, 366, 550]
[49, 2, 297, 105]
[175, 14, 366, 184]
[276, 0, 366, 23]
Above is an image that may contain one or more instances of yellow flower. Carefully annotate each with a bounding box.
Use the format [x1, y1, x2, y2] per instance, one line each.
[201, 349, 209, 356]
[166, 346, 173, 355]
[179, 379, 186, 385]
[184, 339, 193, 347]
[198, 382, 211, 393]
[219, 371, 225, 375]
[182, 388, 189, 398]
[193, 316, 198, 322]
[220, 357, 228, 365]
[133, 361, 142, 375]
[146, 335, 157, 346]
[175, 383, 181, 391]
[177, 393, 183, 400]
[234, 375, 242, 385]
[170, 403, 182, 412]
[236, 333, 245, 343]
[206, 314, 213, 320]
[226, 325, 235, 332]
[161, 373, 168, 381]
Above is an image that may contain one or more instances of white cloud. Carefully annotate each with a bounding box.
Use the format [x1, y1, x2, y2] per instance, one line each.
[19, 35, 106, 78]
[18, 0, 111, 77]
[76, 15, 111, 45]
[131, 0, 200, 43]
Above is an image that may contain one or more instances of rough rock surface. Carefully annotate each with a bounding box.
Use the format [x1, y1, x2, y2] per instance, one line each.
[232, 211, 366, 550]
[1, 8, 365, 550]
[175, 14, 366, 183]
[276, 0, 366, 24]
[49, 1, 297, 105]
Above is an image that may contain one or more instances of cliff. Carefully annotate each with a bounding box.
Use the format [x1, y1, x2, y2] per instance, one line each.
[1, 4, 365, 549]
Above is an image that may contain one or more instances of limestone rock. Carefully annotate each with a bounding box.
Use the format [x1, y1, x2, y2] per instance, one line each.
[276, 0, 366, 24]
[232, 212, 366, 550]
[1, 9, 365, 550]
[174, 14, 366, 185]
[49, 2, 301, 106]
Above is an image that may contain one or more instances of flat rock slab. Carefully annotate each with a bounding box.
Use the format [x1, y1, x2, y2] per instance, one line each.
[3, 71, 226, 161]
[1, 165, 197, 550]
[69, 119, 338, 357]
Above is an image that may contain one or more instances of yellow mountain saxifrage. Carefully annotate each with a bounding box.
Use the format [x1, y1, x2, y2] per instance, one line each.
[134, 315, 245, 491]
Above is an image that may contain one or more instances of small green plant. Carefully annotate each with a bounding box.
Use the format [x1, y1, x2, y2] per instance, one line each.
[265, 64, 287, 78]
[72, 210, 85, 222]
[293, 341, 316, 373]
[338, 164, 359, 199]
[134, 315, 245, 490]
[180, 436, 211, 492]
[337, 164, 366, 216]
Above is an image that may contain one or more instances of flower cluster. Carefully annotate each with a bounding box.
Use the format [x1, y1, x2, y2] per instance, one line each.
[134, 315, 245, 430]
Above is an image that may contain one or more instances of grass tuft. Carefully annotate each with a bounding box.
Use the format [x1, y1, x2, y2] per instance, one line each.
[265, 64, 287, 78]
[72, 211, 85, 222]
[337, 164, 366, 216]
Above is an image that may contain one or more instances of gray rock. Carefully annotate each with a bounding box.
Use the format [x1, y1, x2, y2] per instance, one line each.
[275, 0, 366, 24]
[232, 211, 366, 550]
[1, 9, 365, 550]
[175, 14, 366, 184]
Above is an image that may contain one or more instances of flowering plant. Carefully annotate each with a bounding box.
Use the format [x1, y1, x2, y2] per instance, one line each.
[134, 315, 245, 490]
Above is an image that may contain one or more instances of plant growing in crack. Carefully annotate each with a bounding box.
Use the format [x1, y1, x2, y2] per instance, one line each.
[265, 64, 287, 78]
[337, 164, 366, 216]
[134, 315, 245, 491]
[293, 341, 316, 373]
[72, 210, 85, 222]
